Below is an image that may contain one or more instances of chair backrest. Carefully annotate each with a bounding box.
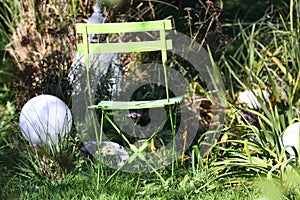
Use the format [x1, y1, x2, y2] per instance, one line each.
[75, 20, 173, 69]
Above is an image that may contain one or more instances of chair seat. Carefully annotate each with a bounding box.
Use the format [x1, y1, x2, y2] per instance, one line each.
[89, 96, 183, 110]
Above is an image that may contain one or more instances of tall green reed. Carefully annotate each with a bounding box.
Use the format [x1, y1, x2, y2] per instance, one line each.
[198, 0, 300, 193]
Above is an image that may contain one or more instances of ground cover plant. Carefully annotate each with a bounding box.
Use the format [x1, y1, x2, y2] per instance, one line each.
[1, 0, 300, 199]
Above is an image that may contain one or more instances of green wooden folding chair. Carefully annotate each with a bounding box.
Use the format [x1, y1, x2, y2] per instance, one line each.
[75, 20, 184, 161]
[75, 19, 183, 110]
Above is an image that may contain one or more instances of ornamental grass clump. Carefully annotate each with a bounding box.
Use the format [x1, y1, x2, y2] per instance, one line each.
[5, 0, 91, 107]
[197, 0, 300, 195]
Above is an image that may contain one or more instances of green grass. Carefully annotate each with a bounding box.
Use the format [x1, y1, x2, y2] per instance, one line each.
[0, 165, 257, 200]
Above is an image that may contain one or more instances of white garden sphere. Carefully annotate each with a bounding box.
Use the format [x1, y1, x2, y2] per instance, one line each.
[19, 94, 72, 147]
[282, 122, 300, 157]
[237, 89, 270, 110]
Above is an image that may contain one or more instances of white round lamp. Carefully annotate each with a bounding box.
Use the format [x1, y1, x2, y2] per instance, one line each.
[282, 122, 300, 157]
[19, 94, 72, 147]
[237, 89, 270, 110]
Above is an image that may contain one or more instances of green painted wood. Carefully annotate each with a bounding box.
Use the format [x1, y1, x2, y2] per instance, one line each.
[81, 26, 89, 69]
[76, 20, 172, 34]
[75, 19, 179, 110]
[76, 24, 87, 33]
[159, 27, 169, 99]
[77, 40, 172, 54]
[89, 96, 183, 110]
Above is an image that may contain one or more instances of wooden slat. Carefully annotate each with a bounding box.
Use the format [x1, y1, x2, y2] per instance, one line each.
[89, 96, 183, 110]
[84, 40, 172, 54]
[76, 20, 172, 34]
[77, 40, 172, 54]
[76, 43, 85, 54]
[76, 24, 87, 34]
